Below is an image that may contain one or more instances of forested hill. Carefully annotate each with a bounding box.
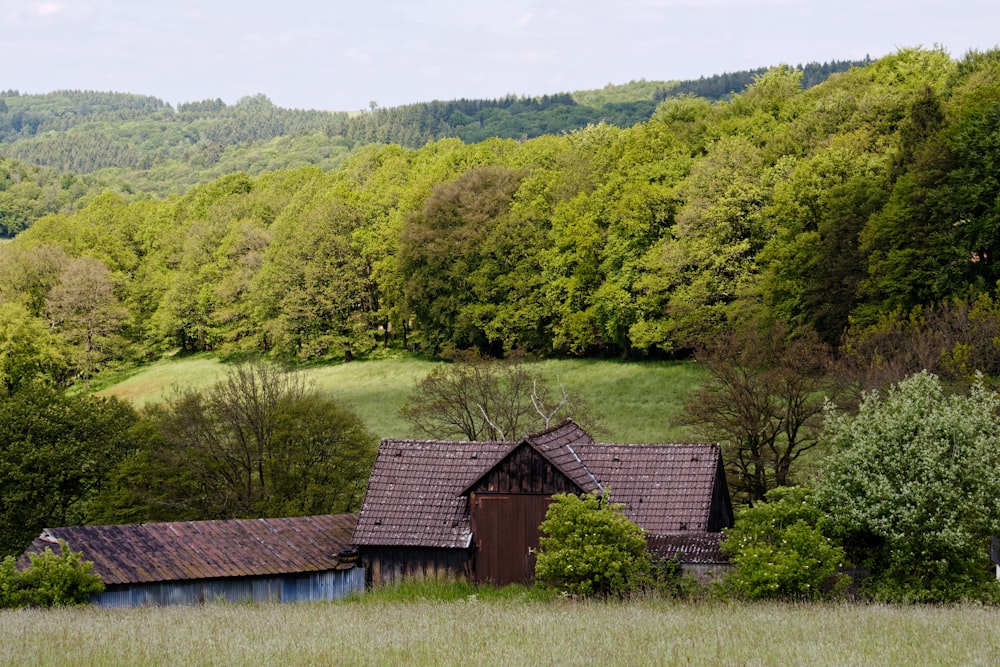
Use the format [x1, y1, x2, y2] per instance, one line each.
[0, 59, 863, 196]
[3, 48, 1000, 389]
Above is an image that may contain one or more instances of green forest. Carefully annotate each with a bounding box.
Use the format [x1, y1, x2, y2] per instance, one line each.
[5, 47, 1000, 602]
[1, 49, 996, 373]
[0, 58, 862, 202]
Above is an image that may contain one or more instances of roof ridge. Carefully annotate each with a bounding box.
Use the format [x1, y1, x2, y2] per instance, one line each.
[524, 417, 575, 440]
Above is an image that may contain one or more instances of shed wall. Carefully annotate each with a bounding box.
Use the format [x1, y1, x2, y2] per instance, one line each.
[362, 547, 471, 587]
[92, 568, 364, 607]
[707, 459, 735, 532]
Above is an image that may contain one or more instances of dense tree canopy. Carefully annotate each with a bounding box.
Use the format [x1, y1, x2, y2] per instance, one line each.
[92, 360, 377, 523]
[1, 49, 999, 376]
[0, 385, 140, 557]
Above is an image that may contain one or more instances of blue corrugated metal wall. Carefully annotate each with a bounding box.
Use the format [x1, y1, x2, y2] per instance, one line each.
[92, 568, 364, 607]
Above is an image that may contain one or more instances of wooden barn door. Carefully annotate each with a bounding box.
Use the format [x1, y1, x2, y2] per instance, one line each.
[471, 494, 553, 585]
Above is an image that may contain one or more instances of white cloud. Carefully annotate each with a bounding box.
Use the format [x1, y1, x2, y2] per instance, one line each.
[20, 1, 94, 20]
[626, 0, 798, 6]
[344, 47, 371, 64]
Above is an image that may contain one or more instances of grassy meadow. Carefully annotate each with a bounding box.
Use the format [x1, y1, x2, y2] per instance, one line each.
[2, 595, 999, 666]
[95, 353, 706, 443]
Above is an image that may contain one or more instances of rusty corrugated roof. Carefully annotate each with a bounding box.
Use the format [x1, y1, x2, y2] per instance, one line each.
[353, 420, 726, 548]
[647, 532, 728, 564]
[19, 514, 358, 585]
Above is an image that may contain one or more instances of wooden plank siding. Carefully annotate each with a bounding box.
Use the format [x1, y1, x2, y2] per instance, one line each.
[467, 443, 583, 495]
[363, 547, 472, 587]
[92, 568, 365, 607]
[707, 456, 735, 532]
[467, 444, 583, 585]
[471, 493, 553, 585]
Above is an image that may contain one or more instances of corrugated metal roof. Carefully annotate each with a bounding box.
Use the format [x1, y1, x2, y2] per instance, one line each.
[19, 514, 358, 585]
[647, 532, 728, 564]
[353, 420, 726, 548]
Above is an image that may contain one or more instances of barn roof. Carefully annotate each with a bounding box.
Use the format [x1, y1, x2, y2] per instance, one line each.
[352, 438, 511, 548]
[18, 514, 358, 586]
[647, 532, 727, 564]
[353, 419, 727, 549]
[579, 443, 724, 533]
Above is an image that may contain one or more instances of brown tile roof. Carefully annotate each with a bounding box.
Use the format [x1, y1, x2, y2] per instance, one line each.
[353, 420, 726, 549]
[18, 514, 358, 586]
[647, 532, 728, 564]
[579, 443, 724, 533]
[353, 439, 511, 548]
[527, 420, 602, 493]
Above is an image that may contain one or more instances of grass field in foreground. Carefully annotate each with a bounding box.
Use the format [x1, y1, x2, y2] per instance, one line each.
[2, 597, 998, 666]
[96, 353, 706, 443]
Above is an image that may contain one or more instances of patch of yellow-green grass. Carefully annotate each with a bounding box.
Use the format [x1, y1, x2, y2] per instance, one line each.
[2, 599, 998, 666]
[95, 353, 706, 442]
[95, 353, 229, 407]
[301, 357, 441, 438]
[527, 358, 705, 443]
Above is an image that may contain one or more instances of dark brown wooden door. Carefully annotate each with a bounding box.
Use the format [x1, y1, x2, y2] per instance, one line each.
[471, 494, 553, 585]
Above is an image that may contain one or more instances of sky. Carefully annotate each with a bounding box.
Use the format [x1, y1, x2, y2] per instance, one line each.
[3, 0, 1000, 112]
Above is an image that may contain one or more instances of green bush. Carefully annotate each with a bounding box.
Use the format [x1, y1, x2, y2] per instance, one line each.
[816, 371, 1000, 602]
[535, 491, 650, 598]
[721, 487, 849, 601]
[0, 540, 104, 608]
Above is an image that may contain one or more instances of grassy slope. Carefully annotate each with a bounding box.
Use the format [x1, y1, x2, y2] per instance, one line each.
[2, 599, 998, 666]
[96, 354, 706, 442]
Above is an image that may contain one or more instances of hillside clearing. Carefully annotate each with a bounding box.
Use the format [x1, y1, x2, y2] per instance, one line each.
[96, 355, 706, 442]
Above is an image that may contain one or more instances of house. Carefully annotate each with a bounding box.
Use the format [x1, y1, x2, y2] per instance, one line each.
[18, 514, 363, 607]
[352, 419, 733, 587]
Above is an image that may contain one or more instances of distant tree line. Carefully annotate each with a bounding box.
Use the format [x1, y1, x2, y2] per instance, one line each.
[656, 58, 870, 101]
[0, 60, 858, 198]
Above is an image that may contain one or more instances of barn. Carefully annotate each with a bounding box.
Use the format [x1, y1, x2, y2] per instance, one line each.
[352, 419, 733, 587]
[19, 514, 363, 606]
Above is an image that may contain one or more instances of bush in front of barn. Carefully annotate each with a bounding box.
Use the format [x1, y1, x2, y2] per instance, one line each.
[534, 491, 651, 598]
[719, 486, 850, 601]
[0, 540, 104, 608]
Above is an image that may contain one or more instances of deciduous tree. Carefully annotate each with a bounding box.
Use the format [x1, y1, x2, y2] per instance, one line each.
[676, 322, 835, 504]
[0, 385, 140, 557]
[105, 360, 377, 521]
[399, 353, 597, 441]
[816, 371, 1000, 602]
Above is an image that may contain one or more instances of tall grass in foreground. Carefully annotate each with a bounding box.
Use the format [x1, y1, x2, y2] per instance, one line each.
[97, 354, 705, 442]
[2, 599, 997, 666]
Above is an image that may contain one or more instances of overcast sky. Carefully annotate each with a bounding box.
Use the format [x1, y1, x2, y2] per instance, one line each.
[3, 1, 999, 111]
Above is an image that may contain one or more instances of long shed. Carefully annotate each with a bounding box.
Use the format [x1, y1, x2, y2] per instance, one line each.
[19, 514, 363, 606]
[353, 420, 733, 587]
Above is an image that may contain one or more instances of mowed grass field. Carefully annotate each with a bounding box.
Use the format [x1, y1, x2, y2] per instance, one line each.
[96, 353, 706, 443]
[2, 597, 999, 666]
